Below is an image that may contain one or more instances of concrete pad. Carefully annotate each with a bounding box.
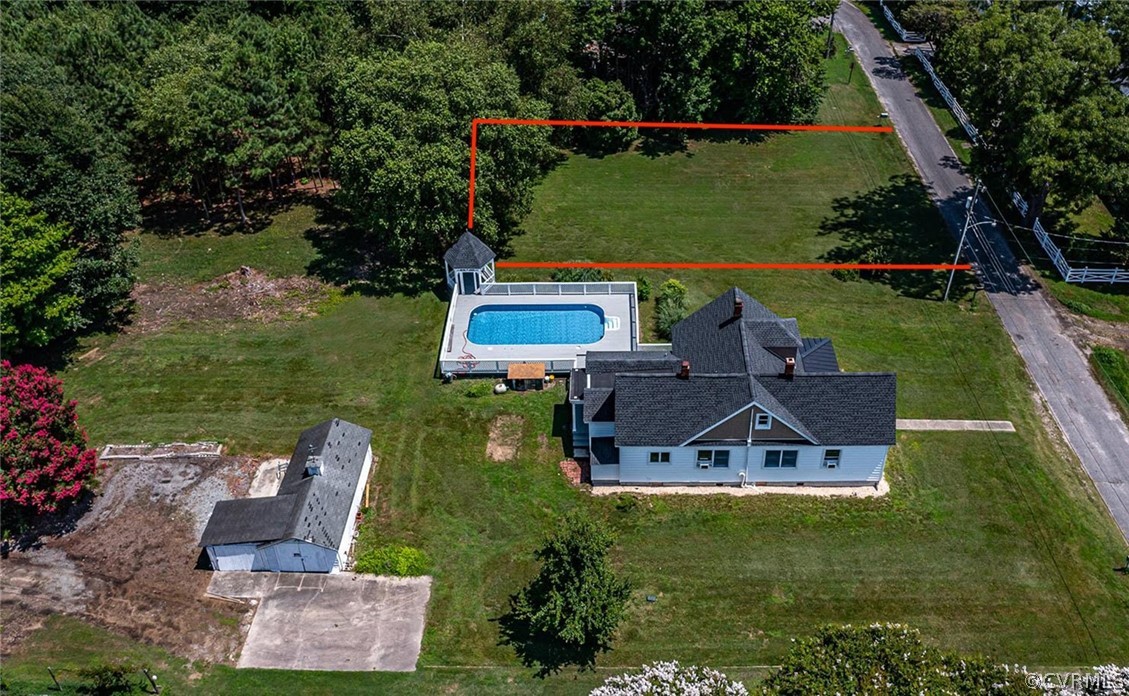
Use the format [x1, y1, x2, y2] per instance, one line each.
[247, 458, 288, 498]
[206, 572, 431, 671]
[897, 419, 1016, 432]
[591, 478, 889, 498]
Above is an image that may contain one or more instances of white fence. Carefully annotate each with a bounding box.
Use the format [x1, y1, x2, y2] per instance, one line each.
[1010, 192, 1129, 283]
[481, 281, 636, 296]
[877, 0, 926, 43]
[913, 49, 982, 146]
[913, 49, 1127, 284]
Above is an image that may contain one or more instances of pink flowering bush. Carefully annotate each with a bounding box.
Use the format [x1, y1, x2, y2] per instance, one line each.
[0, 360, 100, 522]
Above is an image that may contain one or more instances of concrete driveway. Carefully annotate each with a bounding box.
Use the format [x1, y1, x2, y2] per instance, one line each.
[208, 572, 431, 671]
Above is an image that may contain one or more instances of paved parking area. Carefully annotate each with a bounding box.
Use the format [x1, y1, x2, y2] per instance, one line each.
[207, 572, 431, 671]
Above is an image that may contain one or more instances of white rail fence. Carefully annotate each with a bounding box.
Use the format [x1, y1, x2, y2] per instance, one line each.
[913, 49, 982, 146]
[877, 0, 926, 43]
[913, 50, 1128, 284]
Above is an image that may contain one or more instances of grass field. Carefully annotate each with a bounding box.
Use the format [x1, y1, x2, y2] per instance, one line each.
[7, 38, 1129, 695]
[1091, 346, 1129, 424]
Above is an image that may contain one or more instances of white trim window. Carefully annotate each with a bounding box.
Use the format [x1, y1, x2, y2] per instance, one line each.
[822, 449, 842, 468]
[696, 450, 731, 468]
[648, 451, 671, 464]
[763, 450, 798, 468]
[754, 413, 772, 430]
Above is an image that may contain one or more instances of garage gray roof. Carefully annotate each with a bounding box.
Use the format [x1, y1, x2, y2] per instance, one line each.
[200, 418, 372, 549]
[443, 231, 495, 270]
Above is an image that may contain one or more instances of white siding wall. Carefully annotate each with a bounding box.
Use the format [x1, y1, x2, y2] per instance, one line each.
[617, 445, 888, 485]
[208, 544, 257, 571]
[253, 539, 339, 573]
[335, 446, 374, 570]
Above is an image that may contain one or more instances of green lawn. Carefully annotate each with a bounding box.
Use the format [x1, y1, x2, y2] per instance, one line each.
[10, 36, 1129, 695]
[1091, 346, 1129, 424]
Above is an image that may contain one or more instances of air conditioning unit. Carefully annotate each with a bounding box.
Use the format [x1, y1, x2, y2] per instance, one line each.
[697, 461, 711, 469]
[825, 462, 838, 469]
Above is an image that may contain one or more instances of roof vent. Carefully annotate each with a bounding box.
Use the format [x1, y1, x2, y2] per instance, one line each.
[678, 361, 690, 380]
[734, 298, 744, 319]
[782, 357, 796, 380]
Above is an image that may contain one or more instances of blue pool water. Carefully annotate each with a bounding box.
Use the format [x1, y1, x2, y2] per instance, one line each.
[468, 304, 606, 345]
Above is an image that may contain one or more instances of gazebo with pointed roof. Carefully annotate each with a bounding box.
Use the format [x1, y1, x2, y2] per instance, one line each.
[443, 231, 496, 294]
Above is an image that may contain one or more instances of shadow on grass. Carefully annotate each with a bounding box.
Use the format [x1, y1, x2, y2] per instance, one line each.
[819, 174, 976, 299]
[140, 189, 327, 239]
[552, 402, 573, 458]
[494, 608, 603, 679]
[302, 201, 447, 299]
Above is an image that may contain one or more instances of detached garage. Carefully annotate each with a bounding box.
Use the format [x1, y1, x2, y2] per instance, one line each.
[199, 418, 373, 573]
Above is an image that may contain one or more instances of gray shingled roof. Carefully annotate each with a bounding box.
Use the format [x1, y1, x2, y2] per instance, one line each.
[759, 373, 896, 445]
[199, 419, 372, 549]
[444, 231, 495, 269]
[592, 287, 894, 449]
[671, 288, 814, 375]
[800, 338, 840, 372]
[583, 388, 615, 422]
[612, 373, 820, 447]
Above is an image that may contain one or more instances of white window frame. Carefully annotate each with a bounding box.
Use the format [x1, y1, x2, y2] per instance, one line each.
[763, 449, 798, 468]
[696, 450, 714, 468]
[754, 413, 773, 430]
[648, 451, 671, 464]
[822, 449, 841, 469]
[713, 450, 730, 468]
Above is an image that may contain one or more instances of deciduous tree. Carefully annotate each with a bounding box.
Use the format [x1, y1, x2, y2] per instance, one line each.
[331, 41, 554, 279]
[937, 3, 1129, 223]
[500, 511, 631, 676]
[0, 192, 80, 356]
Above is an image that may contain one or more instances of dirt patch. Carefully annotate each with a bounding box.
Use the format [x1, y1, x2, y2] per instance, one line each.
[130, 266, 331, 333]
[1, 453, 261, 662]
[486, 415, 523, 462]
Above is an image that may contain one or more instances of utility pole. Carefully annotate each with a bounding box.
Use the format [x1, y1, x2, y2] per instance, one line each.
[944, 180, 980, 302]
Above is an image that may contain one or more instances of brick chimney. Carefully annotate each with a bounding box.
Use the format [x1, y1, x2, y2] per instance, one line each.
[782, 357, 796, 380]
[734, 298, 744, 319]
[678, 360, 690, 379]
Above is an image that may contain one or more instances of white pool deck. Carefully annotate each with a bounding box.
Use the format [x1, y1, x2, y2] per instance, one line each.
[438, 282, 639, 375]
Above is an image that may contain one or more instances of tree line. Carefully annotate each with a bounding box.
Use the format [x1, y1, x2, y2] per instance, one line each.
[1, 0, 837, 360]
[893, 0, 1129, 253]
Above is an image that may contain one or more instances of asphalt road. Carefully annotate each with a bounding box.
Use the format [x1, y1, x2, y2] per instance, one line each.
[837, 1, 1129, 543]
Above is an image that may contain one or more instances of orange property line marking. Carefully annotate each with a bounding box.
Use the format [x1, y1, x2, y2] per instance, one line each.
[496, 262, 972, 272]
[466, 118, 894, 229]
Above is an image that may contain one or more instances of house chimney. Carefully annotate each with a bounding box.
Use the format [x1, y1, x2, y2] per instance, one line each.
[678, 361, 690, 379]
[782, 357, 796, 380]
[734, 298, 744, 319]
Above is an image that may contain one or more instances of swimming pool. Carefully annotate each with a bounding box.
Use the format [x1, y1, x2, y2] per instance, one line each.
[468, 304, 606, 345]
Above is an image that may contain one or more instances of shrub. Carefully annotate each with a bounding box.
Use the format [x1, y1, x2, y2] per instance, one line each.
[592, 661, 748, 696]
[77, 662, 135, 695]
[653, 279, 689, 340]
[656, 279, 687, 306]
[762, 624, 1031, 695]
[552, 266, 613, 283]
[635, 275, 652, 302]
[354, 545, 429, 576]
[0, 361, 101, 524]
[464, 381, 496, 398]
